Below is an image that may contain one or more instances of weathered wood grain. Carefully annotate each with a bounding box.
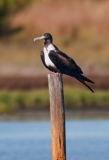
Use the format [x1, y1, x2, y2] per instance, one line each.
[48, 73, 66, 160]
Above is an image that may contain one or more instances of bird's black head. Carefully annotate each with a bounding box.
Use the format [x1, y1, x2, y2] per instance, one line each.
[44, 33, 53, 42]
[34, 33, 53, 44]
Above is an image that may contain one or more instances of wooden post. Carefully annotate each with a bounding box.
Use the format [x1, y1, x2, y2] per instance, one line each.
[48, 73, 66, 160]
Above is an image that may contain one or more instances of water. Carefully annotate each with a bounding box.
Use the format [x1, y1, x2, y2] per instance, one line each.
[0, 120, 109, 160]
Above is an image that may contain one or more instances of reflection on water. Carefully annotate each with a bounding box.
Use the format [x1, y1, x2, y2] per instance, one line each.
[0, 120, 109, 160]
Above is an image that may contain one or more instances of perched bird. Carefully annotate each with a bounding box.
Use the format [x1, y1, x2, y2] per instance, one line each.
[34, 33, 94, 92]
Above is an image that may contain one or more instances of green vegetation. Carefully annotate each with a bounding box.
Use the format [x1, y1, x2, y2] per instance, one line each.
[0, 87, 109, 114]
[64, 87, 109, 109]
[0, 89, 49, 114]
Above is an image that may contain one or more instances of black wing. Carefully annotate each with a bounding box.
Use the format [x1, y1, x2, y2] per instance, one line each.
[49, 50, 94, 92]
[49, 50, 83, 76]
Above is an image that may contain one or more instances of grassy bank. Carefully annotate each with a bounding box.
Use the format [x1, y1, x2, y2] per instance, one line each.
[0, 86, 109, 114]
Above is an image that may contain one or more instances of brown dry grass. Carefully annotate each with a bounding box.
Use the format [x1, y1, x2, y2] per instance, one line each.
[0, 0, 109, 76]
[11, 0, 109, 35]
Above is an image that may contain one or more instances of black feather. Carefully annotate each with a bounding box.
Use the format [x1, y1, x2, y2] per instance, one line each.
[81, 75, 94, 84]
[48, 50, 94, 92]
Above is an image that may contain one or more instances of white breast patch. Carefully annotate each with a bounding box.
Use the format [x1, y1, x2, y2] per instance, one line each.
[43, 44, 56, 68]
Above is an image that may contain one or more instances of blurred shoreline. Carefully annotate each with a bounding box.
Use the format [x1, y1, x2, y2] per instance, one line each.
[0, 109, 109, 121]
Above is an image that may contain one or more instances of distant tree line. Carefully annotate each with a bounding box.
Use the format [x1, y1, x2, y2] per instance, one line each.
[0, 0, 33, 36]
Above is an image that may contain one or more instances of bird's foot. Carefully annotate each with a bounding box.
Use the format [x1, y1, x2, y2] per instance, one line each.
[52, 72, 59, 75]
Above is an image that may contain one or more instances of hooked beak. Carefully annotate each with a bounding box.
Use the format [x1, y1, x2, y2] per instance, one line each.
[34, 35, 45, 42]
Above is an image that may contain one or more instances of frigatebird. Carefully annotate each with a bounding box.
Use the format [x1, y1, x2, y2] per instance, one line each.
[34, 33, 94, 92]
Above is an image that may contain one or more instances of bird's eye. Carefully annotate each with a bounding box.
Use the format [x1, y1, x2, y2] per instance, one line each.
[46, 34, 49, 38]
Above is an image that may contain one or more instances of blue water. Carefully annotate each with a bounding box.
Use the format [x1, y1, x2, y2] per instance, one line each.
[0, 120, 109, 160]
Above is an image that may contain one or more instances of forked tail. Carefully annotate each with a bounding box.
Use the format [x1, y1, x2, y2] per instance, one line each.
[81, 75, 94, 84]
[76, 77, 94, 93]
